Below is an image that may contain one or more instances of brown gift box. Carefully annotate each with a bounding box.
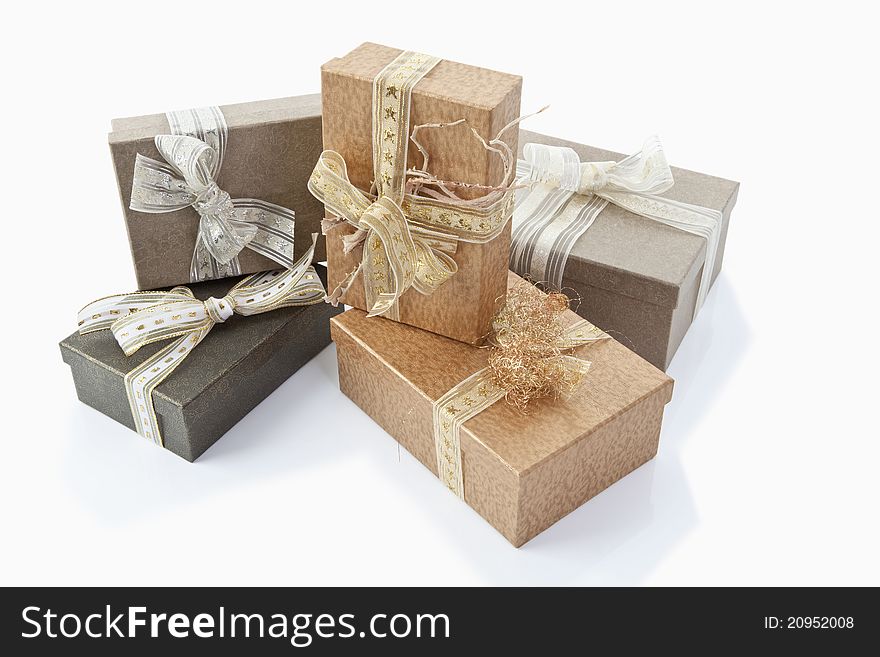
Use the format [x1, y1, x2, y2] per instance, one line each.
[60, 268, 341, 462]
[331, 273, 674, 546]
[110, 94, 325, 290]
[322, 43, 522, 344]
[518, 131, 739, 370]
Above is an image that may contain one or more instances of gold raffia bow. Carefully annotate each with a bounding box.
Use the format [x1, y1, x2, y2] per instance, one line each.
[432, 283, 609, 498]
[76, 236, 325, 447]
[308, 50, 516, 320]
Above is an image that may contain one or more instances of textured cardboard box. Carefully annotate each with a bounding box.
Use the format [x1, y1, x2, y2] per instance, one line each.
[322, 43, 522, 344]
[331, 273, 674, 546]
[60, 268, 340, 461]
[110, 94, 325, 290]
[518, 131, 739, 370]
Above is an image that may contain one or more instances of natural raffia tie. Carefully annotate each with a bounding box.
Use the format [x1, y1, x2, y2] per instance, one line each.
[76, 236, 325, 446]
[130, 106, 299, 283]
[511, 138, 723, 317]
[308, 51, 516, 320]
[432, 283, 609, 499]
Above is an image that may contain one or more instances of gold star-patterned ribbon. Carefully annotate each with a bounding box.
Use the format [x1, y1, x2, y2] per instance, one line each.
[432, 299, 609, 499]
[76, 236, 326, 447]
[308, 51, 516, 320]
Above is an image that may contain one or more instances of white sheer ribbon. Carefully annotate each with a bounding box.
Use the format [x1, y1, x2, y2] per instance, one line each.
[130, 106, 298, 283]
[511, 138, 722, 316]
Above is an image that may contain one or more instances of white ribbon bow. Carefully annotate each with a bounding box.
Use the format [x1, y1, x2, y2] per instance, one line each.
[512, 137, 722, 316]
[129, 107, 298, 283]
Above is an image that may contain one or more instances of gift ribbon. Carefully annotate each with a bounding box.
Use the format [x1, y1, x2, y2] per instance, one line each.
[432, 302, 609, 499]
[76, 236, 325, 447]
[130, 106, 299, 283]
[308, 51, 515, 320]
[511, 138, 723, 316]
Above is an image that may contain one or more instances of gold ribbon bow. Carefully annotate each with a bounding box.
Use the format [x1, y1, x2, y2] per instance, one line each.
[308, 51, 516, 320]
[432, 283, 609, 498]
[76, 236, 325, 446]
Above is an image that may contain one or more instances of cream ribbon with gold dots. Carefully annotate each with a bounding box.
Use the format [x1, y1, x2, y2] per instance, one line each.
[77, 236, 326, 447]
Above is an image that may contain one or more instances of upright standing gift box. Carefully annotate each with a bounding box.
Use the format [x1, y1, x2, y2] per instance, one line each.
[110, 94, 325, 289]
[513, 131, 739, 370]
[318, 43, 522, 344]
[331, 273, 674, 546]
[61, 268, 340, 461]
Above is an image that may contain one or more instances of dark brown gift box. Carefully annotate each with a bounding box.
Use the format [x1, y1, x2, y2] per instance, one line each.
[321, 43, 522, 344]
[60, 268, 340, 461]
[331, 272, 674, 546]
[110, 94, 325, 290]
[519, 131, 739, 370]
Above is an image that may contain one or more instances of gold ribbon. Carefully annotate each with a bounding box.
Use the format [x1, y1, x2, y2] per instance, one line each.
[76, 236, 325, 447]
[432, 296, 609, 498]
[308, 50, 515, 319]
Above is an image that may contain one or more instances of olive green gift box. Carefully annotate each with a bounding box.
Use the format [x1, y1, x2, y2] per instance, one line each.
[60, 267, 340, 461]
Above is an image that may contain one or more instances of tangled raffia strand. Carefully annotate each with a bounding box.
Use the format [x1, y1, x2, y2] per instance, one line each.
[486, 282, 585, 412]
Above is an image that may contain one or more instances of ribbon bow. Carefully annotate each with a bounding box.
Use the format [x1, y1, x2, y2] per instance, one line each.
[309, 151, 460, 318]
[512, 137, 723, 316]
[77, 236, 325, 446]
[432, 284, 609, 499]
[130, 106, 298, 283]
[309, 51, 516, 320]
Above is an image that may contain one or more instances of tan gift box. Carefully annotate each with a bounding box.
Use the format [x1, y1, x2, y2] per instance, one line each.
[110, 94, 325, 290]
[331, 273, 674, 546]
[321, 43, 522, 344]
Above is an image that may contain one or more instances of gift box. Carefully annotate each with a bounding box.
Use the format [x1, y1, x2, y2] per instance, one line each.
[318, 43, 522, 344]
[330, 273, 674, 546]
[110, 94, 325, 289]
[513, 130, 739, 370]
[61, 267, 340, 462]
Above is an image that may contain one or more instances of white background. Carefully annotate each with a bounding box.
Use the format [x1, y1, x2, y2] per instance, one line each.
[2, 1, 878, 586]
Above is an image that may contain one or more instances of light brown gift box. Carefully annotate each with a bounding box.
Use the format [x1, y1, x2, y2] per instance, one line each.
[331, 273, 674, 546]
[518, 131, 740, 370]
[321, 43, 522, 344]
[109, 94, 325, 290]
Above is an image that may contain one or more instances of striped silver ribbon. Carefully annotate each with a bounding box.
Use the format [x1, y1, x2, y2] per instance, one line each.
[130, 106, 298, 283]
[510, 138, 722, 317]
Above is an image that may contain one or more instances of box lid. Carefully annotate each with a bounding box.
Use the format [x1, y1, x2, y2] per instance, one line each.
[331, 272, 673, 476]
[108, 94, 322, 142]
[60, 269, 329, 414]
[518, 130, 739, 309]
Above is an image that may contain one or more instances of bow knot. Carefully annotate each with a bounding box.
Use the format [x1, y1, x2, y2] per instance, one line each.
[204, 295, 236, 323]
[193, 182, 235, 219]
[577, 162, 613, 194]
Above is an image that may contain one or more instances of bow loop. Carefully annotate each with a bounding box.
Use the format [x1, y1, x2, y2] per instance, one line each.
[154, 134, 219, 191]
